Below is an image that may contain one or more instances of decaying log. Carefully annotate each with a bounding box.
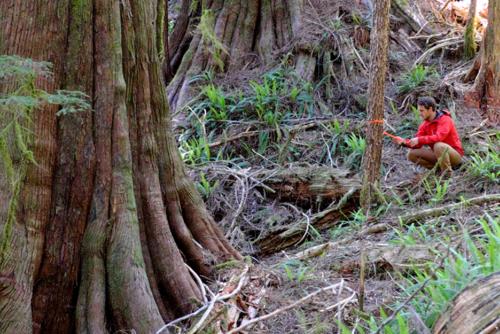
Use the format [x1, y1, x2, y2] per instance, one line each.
[259, 166, 361, 207]
[257, 198, 359, 254]
[255, 166, 361, 254]
[433, 272, 500, 334]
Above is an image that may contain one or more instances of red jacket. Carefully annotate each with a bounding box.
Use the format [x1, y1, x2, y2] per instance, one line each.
[412, 110, 464, 156]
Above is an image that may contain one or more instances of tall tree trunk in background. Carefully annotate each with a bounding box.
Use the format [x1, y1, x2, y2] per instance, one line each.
[464, 0, 478, 59]
[360, 0, 391, 212]
[465, 0, 500, 123]
[165, 0, 331, 113]
[0, 0, 240, 333]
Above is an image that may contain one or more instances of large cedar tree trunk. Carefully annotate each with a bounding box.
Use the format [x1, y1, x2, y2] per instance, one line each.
[360, 0, 391, 211]
[0, 1, 240, 333]
[465, 0, 500, 123]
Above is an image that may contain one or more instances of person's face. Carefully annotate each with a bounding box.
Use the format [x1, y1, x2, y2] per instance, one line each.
[418, 105, 435, 121]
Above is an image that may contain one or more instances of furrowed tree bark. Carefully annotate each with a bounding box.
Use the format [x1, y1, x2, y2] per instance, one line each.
[464, 0, 500, 123]
[0, 2, 63, 332]
[360, 0, 391, 212]
[0, 0, 241, 333]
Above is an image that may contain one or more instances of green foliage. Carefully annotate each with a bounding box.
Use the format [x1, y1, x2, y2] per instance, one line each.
[398, 65, 439, 94]
[203, 84, 229, 121]
[180, 137, 211, 165]
[321, 120, 366, 170]
[467, 142, 500, 185]
[280, 259, 311, 284]
[391, 221, 442, 246]
[0, 55, 90, 256]
[0, 55, 91, 116]
[396, 105, 422, 138]
[196, 172, 219, 199]
[330, 208, 365, 240]
[338, 311, 410, 334]
[403, 215, 500, 327]
[423, 176, 450, 204]
[341, 214, 499, 333]
[344, 133, 366, 169]
[185, 66, 317, 164]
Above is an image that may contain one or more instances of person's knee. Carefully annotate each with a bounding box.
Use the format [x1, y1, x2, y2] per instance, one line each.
[433, 142, 449, 155]
[407, 150, 417, 162]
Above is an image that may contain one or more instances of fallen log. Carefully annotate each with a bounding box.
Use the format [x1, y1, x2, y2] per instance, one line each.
[433, 272, 500, 334]
[255, 166, 362, 253]
[257, 188, 359, 254]
[259, 165, 361, 207]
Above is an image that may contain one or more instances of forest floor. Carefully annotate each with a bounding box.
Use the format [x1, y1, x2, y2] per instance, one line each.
[171, 0, 499, 332]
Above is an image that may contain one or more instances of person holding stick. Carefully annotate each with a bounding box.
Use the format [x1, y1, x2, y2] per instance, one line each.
[389, 96, 464, 175]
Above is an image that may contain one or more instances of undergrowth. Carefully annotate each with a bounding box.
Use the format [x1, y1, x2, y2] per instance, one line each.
[342, 213, 500, 333]
[182, 66, 322, 165]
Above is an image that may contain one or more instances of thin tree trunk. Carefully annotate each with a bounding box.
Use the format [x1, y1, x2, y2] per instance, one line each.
[464, 0, 478, 59]
[360, 0, 391, 212]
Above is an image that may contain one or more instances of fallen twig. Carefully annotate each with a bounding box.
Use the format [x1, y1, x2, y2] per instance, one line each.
[226, 281, 355, 334]
[187, 265, 249, 334]
[155, 265, 250, 334]
[413, 37, 462, 66]
[208, 117, 357, 148]
[397, 194, 500, 224]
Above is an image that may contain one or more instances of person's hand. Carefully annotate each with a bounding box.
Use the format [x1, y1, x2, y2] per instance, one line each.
[392, 136, 405, 146]
[408, 137, 419, 147]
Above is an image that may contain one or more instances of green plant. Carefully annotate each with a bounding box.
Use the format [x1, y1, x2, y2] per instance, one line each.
[180, 137, 211, 165]
[281, 259, 311, 283]
[402, 214, 499, 327]
[467, 146, 500, 184]
[196, 172, 219, 199]
[396, 105, 421, 138]
[344, 133, 366, 169]
[398, 65, 438, 94]
[390, 220, 443, 246]
[423, 176, 450, 204]
[340, 214, 499, 333]
[203, 84, 228, 121]
[330, 209, 366, 240]
[338, 310, 410, 334]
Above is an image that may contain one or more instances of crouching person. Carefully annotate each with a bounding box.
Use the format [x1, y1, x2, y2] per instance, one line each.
[396, 96, 464, 175]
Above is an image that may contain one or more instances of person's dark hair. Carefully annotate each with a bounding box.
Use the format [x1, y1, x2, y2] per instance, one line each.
[417, 96, 437, 111]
